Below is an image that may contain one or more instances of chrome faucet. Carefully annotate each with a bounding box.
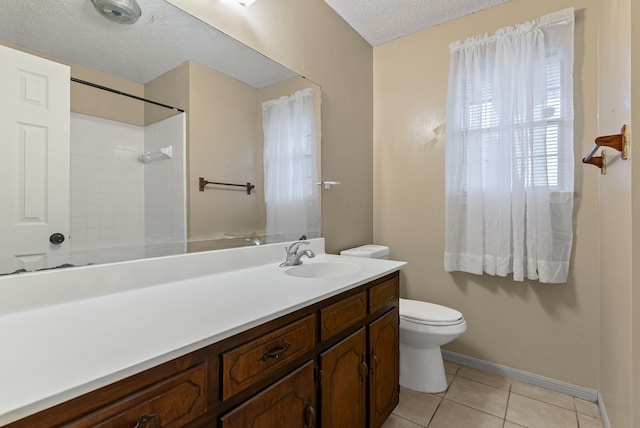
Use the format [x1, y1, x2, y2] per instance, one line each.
[245, 237, 262, 246]
[280, 240, 315, 267]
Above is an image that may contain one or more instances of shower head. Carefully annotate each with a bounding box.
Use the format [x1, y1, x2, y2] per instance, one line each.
[91, 0, 142, 25]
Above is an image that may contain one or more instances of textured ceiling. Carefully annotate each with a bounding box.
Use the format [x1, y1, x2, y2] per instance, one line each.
[0, 0, 297, 88]
[323, 0, 512, 46]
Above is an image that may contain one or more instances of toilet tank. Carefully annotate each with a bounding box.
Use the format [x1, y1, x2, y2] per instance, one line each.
[340, 245, 390, 260]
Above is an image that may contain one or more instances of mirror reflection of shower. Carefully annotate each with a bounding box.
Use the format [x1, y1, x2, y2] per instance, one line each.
[138, 145, 173, 164]
[0, 0, 321, 274]
[69, 111, 187, 265]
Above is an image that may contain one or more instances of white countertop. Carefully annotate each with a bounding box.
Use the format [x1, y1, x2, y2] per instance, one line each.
[0, 239, 405, 425]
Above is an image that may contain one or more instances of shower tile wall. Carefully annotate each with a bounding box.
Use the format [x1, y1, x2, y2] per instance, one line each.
[70, 113, 146, 265]
[144, 114, 187, 258]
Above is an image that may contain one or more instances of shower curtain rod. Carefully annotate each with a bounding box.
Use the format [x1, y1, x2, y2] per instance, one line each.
[70, 77, 185, 113]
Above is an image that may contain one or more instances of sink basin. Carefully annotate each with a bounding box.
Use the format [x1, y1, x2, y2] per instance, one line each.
[284, 262, 361, 279]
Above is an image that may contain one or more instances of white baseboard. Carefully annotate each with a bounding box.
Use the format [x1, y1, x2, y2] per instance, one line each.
[442, 350, 599, 403]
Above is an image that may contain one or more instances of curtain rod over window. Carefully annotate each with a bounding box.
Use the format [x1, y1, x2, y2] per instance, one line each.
[449, 7, 575, 52]
[70, 77, 185, 113]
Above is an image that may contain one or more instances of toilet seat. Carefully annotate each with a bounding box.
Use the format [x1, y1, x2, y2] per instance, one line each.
[400, 298, 464, 326]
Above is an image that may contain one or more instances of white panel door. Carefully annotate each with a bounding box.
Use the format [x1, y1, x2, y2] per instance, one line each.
[0, 44, 70, 273]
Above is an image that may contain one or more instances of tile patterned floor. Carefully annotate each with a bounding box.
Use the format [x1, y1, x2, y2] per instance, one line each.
[382, 360, 603, 428]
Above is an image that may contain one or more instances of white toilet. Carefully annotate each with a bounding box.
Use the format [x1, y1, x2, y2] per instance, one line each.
[341, 245, 467, 393]
[399, 298, 466, 392]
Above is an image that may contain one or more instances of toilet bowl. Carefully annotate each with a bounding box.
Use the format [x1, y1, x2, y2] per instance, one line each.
[399, 298, 467, 393]
[340, 245, 467, 393]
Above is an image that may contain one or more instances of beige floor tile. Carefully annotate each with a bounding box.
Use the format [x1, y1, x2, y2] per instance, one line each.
[577, 413, 604, 428]
[574, 398, 600, 418]
[444, 360, 461, 375]
[457, 366, 512, 390]
[444, 377, 509, 418]
[447, 372, 454, 385]
[504, 421, 527, 428]
[393, 386, 440, 426]
[430, 373, 454, 398]
[428, 398, 503, 428]
[510, 380, 575, 410]
[381, 414, 423, 428]
[507, 393, 578, 428]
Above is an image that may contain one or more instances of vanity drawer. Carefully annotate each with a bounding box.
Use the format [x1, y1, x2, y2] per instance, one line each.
[222, 314, 316, 400]
[369, 277, 399, 313]
[320, 291, 367, 341]
[67, 363, 208, 428]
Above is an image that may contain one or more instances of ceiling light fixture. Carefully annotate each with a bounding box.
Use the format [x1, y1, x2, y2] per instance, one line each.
[236, 0, 257, 6]
[91, 0, 142, 25]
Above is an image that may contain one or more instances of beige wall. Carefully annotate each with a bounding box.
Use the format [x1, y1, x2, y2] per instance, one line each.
[631, 1, 640, 426]
[374, 0, 602, 388]
[144, 61, 189, 126]
[597, 0, 633, 425]
[70, 64, 145, 126]
[167, 0, 374, 254]
[187, 61, 265, 242]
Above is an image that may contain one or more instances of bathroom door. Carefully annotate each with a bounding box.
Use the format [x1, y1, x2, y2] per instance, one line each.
[0, 44, 70, 273]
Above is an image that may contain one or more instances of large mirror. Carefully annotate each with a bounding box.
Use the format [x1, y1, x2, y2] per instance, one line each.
[0, 0, 322, 275]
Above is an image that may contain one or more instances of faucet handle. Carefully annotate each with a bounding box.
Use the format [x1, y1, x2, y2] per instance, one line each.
[286, 240, 310, 255]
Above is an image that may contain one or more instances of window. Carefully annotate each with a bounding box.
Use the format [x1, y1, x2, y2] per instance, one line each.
[463, 53, 570, 191]
[262, 88, 321, 242]
[444, 8, 575, 284]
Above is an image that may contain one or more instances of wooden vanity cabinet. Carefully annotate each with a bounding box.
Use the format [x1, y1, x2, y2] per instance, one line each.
[221, 314, 316, 400]
[320, 292, 367, 341]
[318, 278, 399, 428]
[320, 328, 368, 427]
[3, 347, 217, 428]
[220, 361, 316, 428]
[67, 363, 209, 428]
[369, 307, 400, 428]
[6, 272, 399, 428]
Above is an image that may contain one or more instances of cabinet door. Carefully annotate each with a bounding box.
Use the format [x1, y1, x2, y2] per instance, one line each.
[320, 328, 367, 428]
[369, 308, 400, 428]
[220, 361, 316, 428]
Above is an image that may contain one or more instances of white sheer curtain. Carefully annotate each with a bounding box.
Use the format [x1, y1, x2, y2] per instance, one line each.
[263, 88, 321, 242]
[444, 8, 575, 283]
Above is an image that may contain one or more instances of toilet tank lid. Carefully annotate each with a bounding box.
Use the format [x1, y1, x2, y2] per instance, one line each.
[340, 245, 389, 258]
[400, 298, 464, 324]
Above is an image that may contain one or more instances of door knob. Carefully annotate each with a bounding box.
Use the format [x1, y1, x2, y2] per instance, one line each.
[49, 233, 65, 244]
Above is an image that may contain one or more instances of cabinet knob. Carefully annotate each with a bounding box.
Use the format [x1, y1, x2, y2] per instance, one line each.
[359, 357, 368, 382]
[133, 413, 157, 428]
[304, 400, 315, 428]
[371, 353, 379, 374]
